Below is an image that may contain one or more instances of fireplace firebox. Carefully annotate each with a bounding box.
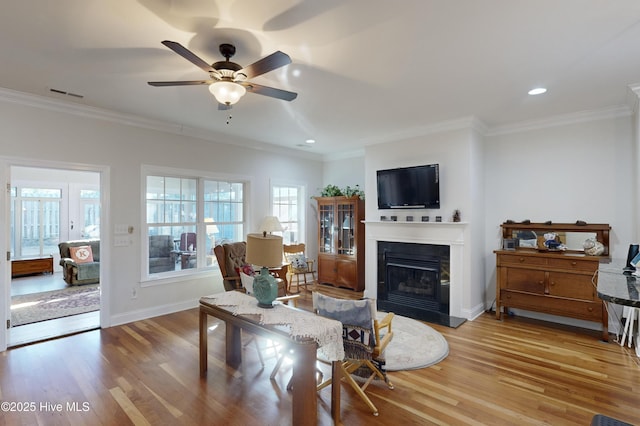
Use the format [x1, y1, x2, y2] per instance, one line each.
[378, 241, 464, 327]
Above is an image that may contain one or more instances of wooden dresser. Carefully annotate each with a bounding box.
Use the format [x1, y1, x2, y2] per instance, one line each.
[495, 222, 610, 341]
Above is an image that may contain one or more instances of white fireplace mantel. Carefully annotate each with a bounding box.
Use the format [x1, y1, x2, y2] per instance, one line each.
[364, 220, 474, 320]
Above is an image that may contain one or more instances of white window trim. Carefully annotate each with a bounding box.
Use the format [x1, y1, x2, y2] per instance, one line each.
[141, 164, 253, 285]
[269, 178, 307, 245]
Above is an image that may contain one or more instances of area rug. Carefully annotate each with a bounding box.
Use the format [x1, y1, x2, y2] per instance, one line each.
[377, 311, 449, 371]
[11, 284, 100, 326]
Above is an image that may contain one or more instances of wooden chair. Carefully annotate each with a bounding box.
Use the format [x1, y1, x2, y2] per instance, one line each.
[314, 292, 395, 416]
[283, 243, 316, 293]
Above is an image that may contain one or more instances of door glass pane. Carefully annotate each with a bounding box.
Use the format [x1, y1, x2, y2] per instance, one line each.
[319, 204, 334, 254]
[20, 199, 60, 258]
[81, 201, 100, 238]
[43, 200, 60, 256]
[337, 203, 354, 255]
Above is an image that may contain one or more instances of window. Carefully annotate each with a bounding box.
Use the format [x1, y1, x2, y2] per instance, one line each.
[11, 187, 62, 259]
[80, 189, 100, 238]
[271, 182, 305, 244]
[144, 169, 246, 278]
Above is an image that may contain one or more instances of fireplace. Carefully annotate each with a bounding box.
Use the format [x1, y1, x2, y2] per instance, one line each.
[377, 241, 465, 327]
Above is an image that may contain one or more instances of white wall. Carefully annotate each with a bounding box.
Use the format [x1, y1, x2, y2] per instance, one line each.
[364, 127, 477, 222]
[0, 94, 323, 349]
[484, 116, 634, 263]
[326, 113, 636, 330]
[484, 114, 634, 328]
[364, 125, 486, 319]
[322, 154, 365, 193]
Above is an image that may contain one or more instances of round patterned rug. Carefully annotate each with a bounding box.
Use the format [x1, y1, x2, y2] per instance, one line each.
[377, 311, 449, 371]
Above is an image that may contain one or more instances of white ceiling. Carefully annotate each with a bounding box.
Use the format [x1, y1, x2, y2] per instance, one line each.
[2, 0, 640, 157]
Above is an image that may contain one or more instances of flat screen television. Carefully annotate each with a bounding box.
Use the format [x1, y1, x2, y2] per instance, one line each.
[377, 164, 440, 209]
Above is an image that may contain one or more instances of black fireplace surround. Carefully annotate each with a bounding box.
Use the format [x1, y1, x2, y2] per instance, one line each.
[377, 241, 465, 327]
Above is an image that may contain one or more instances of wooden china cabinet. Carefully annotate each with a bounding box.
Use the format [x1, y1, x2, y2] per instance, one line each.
[314, 196, 365, 291]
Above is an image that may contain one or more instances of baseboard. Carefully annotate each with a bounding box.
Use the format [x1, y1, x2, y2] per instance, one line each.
[462, 303, 486, 321]
[109, 299, 200, 327]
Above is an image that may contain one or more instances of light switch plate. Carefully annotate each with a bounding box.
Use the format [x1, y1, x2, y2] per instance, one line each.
[114, 237, 130, 247]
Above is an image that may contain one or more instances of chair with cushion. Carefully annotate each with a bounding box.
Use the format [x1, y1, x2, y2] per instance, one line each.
[283, 243, 316, 293]
[148, 235, 176, 274]
[214, 242, 247, 291]
[214, 242, 289, 295]
[174, 232, 197, 269]
[314, 292, 395, 416]
[58, 239, 100, 285]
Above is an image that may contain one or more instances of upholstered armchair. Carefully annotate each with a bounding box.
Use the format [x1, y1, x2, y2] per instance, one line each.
[214, 242, 247, 291]
[214, 242, 289, 294]
[58, 239, 101, 285]
[148, 235, 176, 274]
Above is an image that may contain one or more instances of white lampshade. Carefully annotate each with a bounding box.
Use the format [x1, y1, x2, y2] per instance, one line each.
[246, 233, 283, 268]
[208, 81, 247, 105]
[259, 216, 284, 235]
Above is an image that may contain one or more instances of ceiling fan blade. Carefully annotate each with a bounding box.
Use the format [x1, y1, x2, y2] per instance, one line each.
[237, 51, 291, 79]
[148, 80, 213, 87]
[240, 82, 297, 101]
[161, 40, 214, 73]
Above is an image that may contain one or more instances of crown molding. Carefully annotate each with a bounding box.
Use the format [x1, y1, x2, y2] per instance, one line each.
[1, 87, 636, 161]
[626, 83, 640, 113]
[322, 148, 366, 162]
[486, 104, 633, 137]
[0, 88, 322, 162]
[362, 115, 488, 149]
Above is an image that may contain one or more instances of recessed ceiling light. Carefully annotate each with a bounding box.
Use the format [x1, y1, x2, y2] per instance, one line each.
[305, 139, 316, 144]
[528, 87, 547, 96]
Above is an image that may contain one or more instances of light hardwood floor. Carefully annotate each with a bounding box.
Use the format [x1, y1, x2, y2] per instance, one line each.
[1, 285, 639, 425]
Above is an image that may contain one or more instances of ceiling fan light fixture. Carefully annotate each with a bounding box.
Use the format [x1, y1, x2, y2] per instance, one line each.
[209, 81, 246, 105]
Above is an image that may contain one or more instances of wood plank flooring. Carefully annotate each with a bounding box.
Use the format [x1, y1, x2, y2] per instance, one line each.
[1, 285, 639, 425]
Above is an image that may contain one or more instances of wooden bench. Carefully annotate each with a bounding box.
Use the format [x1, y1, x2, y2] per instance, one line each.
[11, 257, 54, 278]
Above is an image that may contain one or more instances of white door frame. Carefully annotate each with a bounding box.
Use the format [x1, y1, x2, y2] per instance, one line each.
[0, 157, 110, 352]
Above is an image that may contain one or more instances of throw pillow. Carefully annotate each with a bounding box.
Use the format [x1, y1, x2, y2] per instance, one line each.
[235, 263, 255, 276]
[239, 271, 254, 294]
[69, 245, 94, 264]
[290, 254, 308, 272]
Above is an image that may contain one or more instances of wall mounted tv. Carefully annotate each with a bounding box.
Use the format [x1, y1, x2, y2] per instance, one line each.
[377, 164, 440, 209]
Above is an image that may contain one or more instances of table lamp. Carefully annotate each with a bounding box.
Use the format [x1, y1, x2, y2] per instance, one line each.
[246, 233, 283, 308]
[259, 216, 284, 235]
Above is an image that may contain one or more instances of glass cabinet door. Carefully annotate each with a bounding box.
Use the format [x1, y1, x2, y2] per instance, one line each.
[337, 202, 355, 256]
[319, 203, 334, 254]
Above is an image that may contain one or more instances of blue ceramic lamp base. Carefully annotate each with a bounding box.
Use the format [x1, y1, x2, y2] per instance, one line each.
[252, 267, 278, 308]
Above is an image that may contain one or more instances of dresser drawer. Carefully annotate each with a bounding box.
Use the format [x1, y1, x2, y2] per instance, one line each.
[547, 272, 597, 301]
[547, 257, 598, 272]
[501, 291, 603, 322]
[498, 254, 547, 267]
[504, 268, 545, 294]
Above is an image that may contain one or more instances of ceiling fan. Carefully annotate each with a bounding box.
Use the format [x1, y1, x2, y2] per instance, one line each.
[148, 40, 297, 108]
